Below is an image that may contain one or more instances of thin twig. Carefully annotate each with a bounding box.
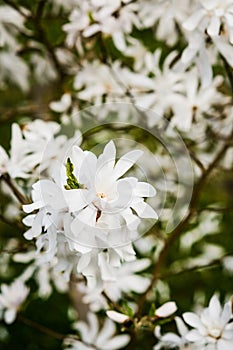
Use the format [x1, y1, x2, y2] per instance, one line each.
[1, 174, 28, 205]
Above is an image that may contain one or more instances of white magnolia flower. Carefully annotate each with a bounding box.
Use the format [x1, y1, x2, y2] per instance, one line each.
[30, 53, 57, 84]
[22, 141, 157, 284]
[0, 5, 26, 48]
[63, 0, 140, 52]
[0, 119, 82, 180]
[180, 0, 233, 85]
[154, 316, 198, 350]
[64, 312, 130, 350]
[0, 51, 29, 91]
[0, 123, 37, 179]
[73, 60, 124, 104]
[49, 93, 72, 113]
[183, 295, 233, 349]
[170, 69, 229, 132]
[138, 0, 191, 45]
[183, 0, 233, 44]
[0, 279, 29, 324]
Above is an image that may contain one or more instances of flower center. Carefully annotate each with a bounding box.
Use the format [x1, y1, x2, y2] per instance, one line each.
[208, 327, 222, 339]
[97, 192, 106, 199]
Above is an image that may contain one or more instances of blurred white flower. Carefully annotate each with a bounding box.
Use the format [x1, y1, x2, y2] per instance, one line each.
[0, 279, 29, 324]
[0, 51, 29, 91]
[138, 0, 191, 46]
[81, 258, 151, 311]
[0, 119, 82, 180]
[64, 312, 130, 350]
[49, 93, 72, 113]
[63, 0, 140, 52]
[0, 5, 26, 48]
[183, 295, 233, 349]
[183, 0, 233, 43]
[154, 316, 198, 350]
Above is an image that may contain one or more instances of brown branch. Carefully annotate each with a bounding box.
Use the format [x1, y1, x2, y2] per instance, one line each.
[17, 315, 99, 349]
[1, 174, 28, 205]
[17, 314, 67, 340]
[161, 253, 233, 279]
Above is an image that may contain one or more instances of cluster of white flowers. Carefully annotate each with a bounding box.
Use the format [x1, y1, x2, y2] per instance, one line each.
[21, 140, 157, 289]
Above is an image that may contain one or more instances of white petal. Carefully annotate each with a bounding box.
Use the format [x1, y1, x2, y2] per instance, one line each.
[106, 310, 129, 323]
[98, 252, 115, 281]
[83, 23, 101, 37]
[5, 309, 16, 324]
[208, 295, 221, 320]
[155, 302, 177, 318]
[185, 329, 203, 342]
[220, 301, 232, 326]
[131, 201, 158, 219]
[217, 339, 233, 350]
[183, 312, 202, 328]
[113, 150, 143, 180]
[96, 318, 115, 344]
[134, 182, 156, 198]
[183, 9, 206, 31]
[101, 334, 130, 350]
[207, 16, 221, 37]
[175, 316, 188, 337]
[64, 189, 92, 212]
[121, 275, 150, 294]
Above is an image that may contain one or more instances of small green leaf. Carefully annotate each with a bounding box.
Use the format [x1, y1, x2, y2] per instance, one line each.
[121, 301, 134, 318]
[148, 303, 156, 317]
[64, 158, 83, 190]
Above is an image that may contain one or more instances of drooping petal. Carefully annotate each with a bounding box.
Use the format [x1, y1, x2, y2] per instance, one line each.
[106, 310, 129, 324]
[155, 301, 177, 318]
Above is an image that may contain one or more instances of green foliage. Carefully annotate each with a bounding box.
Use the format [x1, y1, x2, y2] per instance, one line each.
[64, 158, 83, 190]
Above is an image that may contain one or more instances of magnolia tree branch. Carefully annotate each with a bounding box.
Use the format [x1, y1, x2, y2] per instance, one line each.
[161, 252, 233, 280]
[18, 314, 99, 349]
[1, 174, 28, 205]
[137, 129, 233, 315]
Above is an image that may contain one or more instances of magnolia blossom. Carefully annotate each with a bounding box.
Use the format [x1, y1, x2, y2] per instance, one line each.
[0, 279, 29, 324]
[183, 295, 233, 349]
[154, 316, 198, 350]
[138, 0, 191, 45]
[183, 0, 233, 44]
[0, 51, 29, 91]
[180, 0, 233, 86]
[64, 312, 130, 350]
[63, 0, 140, 52]
[22, 141, 157, 285]
[0, 119, 82, 180]
[0, 5, 27, 48]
